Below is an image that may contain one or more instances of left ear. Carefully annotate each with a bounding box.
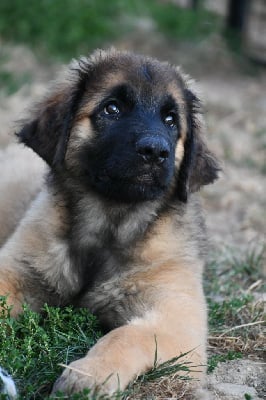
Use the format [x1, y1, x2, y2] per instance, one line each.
[176, 89, 220, 202]
[16, 68, 88, 167]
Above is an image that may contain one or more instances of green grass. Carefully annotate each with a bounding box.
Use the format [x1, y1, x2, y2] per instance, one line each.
[207, 350, 243, 373]
[144, 1, 220, 41]
[0, 298, 101, 399]
[208, 294, 254, 332]
[0, 51, 31, 95]
[205, 245, 265, 296]
[0, 51, 32, 95]
[0, 0, 220, 60]
[206, 246, 265, 372]
[0, 69, 31, 96]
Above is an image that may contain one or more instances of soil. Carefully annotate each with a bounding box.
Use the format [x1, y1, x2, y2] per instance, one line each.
[0, 30, 265, 399]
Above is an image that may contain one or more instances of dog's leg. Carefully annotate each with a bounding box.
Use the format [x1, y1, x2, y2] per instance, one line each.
[0, 269, 25, 316]
[0, 190, 74, 316]
[53, 285, 207, 396]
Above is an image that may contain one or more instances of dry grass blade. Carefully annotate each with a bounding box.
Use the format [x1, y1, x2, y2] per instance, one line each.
[58, 363, 93, 378]
[218, 320, 265, 336]
[208, 333, 265, 355]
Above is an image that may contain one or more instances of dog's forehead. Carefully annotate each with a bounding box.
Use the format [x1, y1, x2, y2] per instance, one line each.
[87, 54, 186, 104]
[73, 53, 189, 119]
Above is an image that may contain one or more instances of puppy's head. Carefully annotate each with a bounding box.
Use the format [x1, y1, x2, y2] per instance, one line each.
[17, 49, 219, 203]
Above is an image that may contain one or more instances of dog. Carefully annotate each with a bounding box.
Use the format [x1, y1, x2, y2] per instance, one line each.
[0, 49, 219, 397]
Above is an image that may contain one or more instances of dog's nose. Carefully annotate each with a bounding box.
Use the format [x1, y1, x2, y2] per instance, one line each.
[136, 137, 170, 164]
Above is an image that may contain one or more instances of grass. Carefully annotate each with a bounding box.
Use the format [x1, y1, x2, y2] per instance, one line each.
[205, 245, 265, 296]
[0, 67, 31, 96]
[0, 299, 101, 399]
[206, 245, 265, 370]
[0, 0, 220, 61]
[0, 51, 31, 96]
[207, 350, 243, 373]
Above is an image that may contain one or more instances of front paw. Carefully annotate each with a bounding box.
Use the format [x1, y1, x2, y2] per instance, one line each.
[52, 357, 119, 396]
[52, 360, 94, 396]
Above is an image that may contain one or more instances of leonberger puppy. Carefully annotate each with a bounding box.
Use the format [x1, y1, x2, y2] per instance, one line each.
[0, 49, 219, 397]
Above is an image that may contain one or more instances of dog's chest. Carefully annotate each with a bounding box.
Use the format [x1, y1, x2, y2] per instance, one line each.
[75, 259, 149, 332]
[68, 197, 190, 330]
[70, 198, 159, 283]
[69, 203, 159, 328]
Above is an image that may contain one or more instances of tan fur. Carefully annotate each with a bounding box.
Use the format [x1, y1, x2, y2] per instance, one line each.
[0, 269, 24, 316]
[0, 144, 46, 246]
[74, 71, 125, 120]
[167, 85, 187, 169]
[0, 50, 219, 397]
[175, 138, 185, 167]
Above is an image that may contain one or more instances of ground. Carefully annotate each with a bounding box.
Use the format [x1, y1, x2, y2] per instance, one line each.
[0, 28, 265, 400]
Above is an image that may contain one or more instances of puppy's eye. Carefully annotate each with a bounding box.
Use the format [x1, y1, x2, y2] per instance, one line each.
[164, 113, 176, 127]
[104, 102, 120, 115]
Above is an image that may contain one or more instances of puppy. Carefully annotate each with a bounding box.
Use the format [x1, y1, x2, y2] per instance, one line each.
[0, 49, 219, 396]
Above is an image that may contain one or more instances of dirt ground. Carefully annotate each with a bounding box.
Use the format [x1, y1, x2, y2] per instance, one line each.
[0, 31, 265, 399]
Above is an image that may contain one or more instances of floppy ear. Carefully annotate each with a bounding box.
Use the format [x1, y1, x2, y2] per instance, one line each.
[16, 75, 87, 167]
[176, 89, 220, 202]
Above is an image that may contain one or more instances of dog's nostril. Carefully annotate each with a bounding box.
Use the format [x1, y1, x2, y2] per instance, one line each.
[160, 150, 169, 159]
[139, 146, 154, 157]
[136, 137, 170, 164]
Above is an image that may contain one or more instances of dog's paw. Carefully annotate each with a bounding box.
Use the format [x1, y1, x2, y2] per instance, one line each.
[52, 364, 93, 395]
[52, 357, 119, 396]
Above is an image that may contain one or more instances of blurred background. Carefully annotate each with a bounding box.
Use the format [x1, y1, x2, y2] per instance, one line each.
[0, 1, 265, 398]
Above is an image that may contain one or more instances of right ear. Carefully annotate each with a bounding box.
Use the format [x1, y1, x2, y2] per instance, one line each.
[175, 88, 220, 202]
[16, 72, 88, 167]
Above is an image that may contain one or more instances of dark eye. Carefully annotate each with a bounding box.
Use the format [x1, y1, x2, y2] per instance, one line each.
[164, 113, 176, 127]
[104, 102, 120, 115]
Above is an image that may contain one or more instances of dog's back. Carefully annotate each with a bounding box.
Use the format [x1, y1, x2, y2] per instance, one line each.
[0, 143, 46, 246]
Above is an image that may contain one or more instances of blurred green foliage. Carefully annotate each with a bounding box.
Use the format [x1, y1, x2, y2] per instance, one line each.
[0, 0, 220, 59]
[0, 68, 30, 95]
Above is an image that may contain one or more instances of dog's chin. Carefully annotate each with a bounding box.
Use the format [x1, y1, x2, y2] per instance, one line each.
[91, 173, 168, 203]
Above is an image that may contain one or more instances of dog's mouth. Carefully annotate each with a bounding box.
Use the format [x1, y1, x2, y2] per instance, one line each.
[91, 168, 169, 203]
[96, 170, 157, 185]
